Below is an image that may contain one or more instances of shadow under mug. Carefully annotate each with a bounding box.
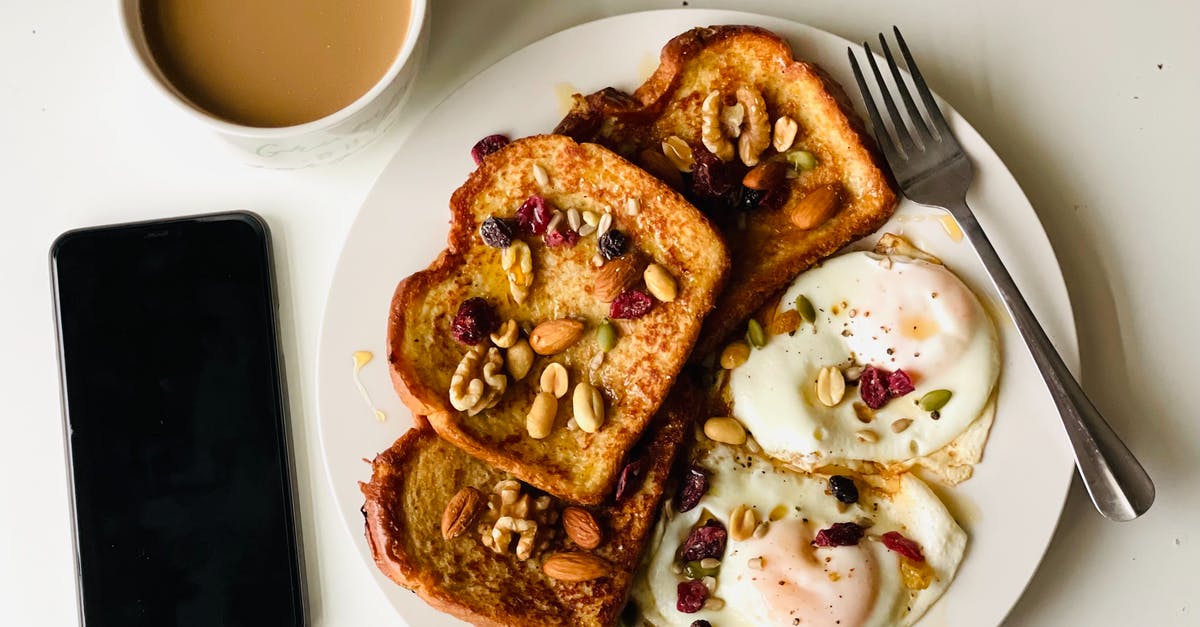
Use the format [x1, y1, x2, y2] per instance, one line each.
[117, 0, 430, 169]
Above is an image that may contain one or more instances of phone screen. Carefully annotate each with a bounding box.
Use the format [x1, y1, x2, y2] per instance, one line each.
[51, 213, 304, 626]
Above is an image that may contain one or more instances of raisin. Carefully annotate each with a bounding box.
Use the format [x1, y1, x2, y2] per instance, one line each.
[887, 369, 915, 397]
[690, 621, 712, 627]
[614, 458, 645, 501]
[479, 216, 514, 248]
[689, 143, 741, 213]
[859, 366, 891, 409]
[470, 134, 509, 165]
[813, 522, 865, 547]
[675, 466, 709, 513]
[516, 195, 554, 234]
[544, 227, 579, 248]
[757, 186, 790, 212]
[680, 520, 727, 562]
[829, 475, 859, 504]
[881, 531, 926, 562]
[610, 289, 653, 319]
[737, 186, 764, 212]
[450, 297, 500, 345]
[597, 229, 628, 260]
[676, 580, 708, 614]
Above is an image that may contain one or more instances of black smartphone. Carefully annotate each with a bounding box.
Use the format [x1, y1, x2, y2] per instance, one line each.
[50, 212, 306, 626]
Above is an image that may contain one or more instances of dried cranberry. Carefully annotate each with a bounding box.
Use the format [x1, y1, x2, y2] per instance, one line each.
[689, 143, 740, 213]
[543, 227, 579, 248]
[515, 195, 554, 234]
[479, 216, 515, 248]
[614, 458, 645, 501]
[450, 297, 499, 345]
[813, 522, 865, 547]
[887, 369, 915, 397]
[859, 366, 891, 409]
[680, 520, 727, 562]
[676, 580, 709, 614]
[881, 531, 926, 562]
[470, 134, 509, 165]
[675, 466, 709, 513]
[610, 289, 653, 319]
[829, 475, 859, 504]
[597, 229, 628, 260]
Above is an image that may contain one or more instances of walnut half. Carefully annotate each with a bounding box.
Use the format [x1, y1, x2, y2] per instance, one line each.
[478, 479, 546, 561]
[736, 84, 771, 166]
[448, 344, 508, 415]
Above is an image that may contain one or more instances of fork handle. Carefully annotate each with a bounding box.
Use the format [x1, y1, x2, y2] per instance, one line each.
[944, 199, 1154, 521]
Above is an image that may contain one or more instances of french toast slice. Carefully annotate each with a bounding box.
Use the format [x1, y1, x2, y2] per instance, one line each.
[554, 25, 898, 357]
[361, 383, 697, 627]
[387, 134, 728, 504]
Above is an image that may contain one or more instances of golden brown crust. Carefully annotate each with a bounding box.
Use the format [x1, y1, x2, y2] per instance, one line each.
[386, 134, 728, 504]
[554, 25, 898, 357]
[361, 383, 698, 627]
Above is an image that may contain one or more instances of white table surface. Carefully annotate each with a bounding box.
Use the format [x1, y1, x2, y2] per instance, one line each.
[2, 0, 1196, 625]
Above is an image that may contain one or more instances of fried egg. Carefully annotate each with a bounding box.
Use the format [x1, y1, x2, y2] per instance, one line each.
[630, 444, 966, 626]
[729, 250, 999, 468]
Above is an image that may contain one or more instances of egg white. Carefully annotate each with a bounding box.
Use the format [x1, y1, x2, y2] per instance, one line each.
[631, 443, 966, 627]
[729, 251, 1000, 468]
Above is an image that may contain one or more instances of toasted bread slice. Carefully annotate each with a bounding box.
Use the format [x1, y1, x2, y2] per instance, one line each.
[387, 134, 728, 504]
[555, 25, 898, 356]
[361, 383, 697, 627]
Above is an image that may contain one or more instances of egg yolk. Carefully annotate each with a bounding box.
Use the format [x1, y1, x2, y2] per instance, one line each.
[738, 519, 878, 626]
[844, 259, 979, 376]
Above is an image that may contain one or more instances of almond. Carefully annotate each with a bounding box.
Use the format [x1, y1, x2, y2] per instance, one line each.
[441, 486, 484, 540]
[529, 319, 585, 355]
[562, 507, 603, 549]
[542, 551, 612, 582]
[742, 160, 786, 190]
[789, 183, 842, 229]
[593, 255, 645, 303]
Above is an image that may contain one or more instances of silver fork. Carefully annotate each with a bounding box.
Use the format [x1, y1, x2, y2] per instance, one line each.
[848, 28, 1154, 521]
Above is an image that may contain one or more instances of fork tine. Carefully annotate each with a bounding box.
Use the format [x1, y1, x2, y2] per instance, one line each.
[862, 41, 917, 155]
[892, 26, 952, 137]
[847, 47, 899, 161]
[877, 32, 932, 143]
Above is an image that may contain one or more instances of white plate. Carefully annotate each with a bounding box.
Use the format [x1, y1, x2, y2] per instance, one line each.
[316, 10, 1079, 627]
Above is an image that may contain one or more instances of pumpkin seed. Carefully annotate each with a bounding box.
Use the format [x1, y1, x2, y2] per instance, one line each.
[795, 294, 816, 323]
[919, 389, 953, 412]
[786, 149, 818, 171]
[746, 319, 767, 348]
[596, 320, 617, 352]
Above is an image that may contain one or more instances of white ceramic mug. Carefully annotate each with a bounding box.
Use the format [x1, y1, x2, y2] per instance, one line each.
[118, 0, 429, 169]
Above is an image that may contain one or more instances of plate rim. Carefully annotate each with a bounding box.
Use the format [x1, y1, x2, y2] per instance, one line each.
[314, 8, 1080, 626]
